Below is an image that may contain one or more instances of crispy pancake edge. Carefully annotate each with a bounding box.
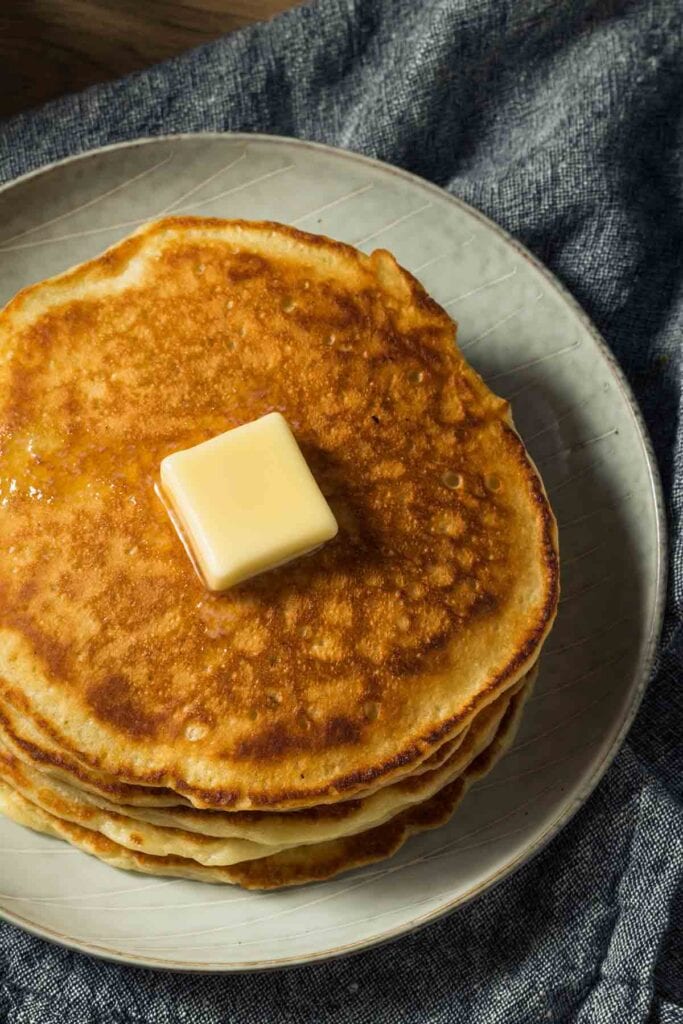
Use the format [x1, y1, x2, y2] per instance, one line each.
[0, 681, 530, 888]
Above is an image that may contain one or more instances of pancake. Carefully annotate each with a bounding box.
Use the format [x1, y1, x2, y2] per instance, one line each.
[0, 699, 188, 807]
[0, 679, 476, 809]
[0, 683, 527, 888]
[0, 217, 558, 809]
[0, 672, 532, 859]
[0, 654, 483, 809]
[0, 743, 285, 868]
[0, 670, 531, 837]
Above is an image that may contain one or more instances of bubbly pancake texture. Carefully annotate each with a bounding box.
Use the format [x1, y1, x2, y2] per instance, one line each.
[0, 218, 558, 809]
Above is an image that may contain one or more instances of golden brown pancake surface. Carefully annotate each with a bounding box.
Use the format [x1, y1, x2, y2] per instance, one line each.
[0, 682, 528, 889]
[0, 218, 558, 809]
[0, 673, 530, 851]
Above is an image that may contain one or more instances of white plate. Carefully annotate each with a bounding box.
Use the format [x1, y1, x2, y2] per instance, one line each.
[0, 135, 666, 971]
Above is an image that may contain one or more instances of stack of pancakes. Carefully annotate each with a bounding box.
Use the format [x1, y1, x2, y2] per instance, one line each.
[0, 219, 558, 889]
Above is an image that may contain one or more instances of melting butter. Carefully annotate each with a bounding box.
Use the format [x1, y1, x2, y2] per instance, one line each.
[160, 412, 338, 591]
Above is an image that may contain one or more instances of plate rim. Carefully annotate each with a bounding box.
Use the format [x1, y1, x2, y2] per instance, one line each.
[0, 131, 668, 973]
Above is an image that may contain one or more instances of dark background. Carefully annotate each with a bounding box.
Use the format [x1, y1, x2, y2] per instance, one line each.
[1, 1, 300, 118]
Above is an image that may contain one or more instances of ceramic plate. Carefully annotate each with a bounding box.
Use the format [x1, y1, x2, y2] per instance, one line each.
[0, 135, 665, 971]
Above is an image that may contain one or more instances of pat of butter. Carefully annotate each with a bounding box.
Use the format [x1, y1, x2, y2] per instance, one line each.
[160, 413, 338, 590]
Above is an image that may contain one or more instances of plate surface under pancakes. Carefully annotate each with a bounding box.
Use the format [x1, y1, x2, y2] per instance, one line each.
[0, 217, 558, 810]
[0, 682, 529, 888]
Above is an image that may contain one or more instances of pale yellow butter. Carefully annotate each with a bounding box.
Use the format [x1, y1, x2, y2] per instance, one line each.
[160, 412, 338, 590]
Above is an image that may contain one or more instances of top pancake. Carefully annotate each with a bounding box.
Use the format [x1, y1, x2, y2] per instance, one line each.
[0, 217, 558, 810]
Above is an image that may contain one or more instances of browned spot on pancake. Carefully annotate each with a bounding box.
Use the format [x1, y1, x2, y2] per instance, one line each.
[87, 676, 161, 740]
[324, 716, 361, 746]
[3, 618, 70, 685]
[232, 710, 361, 762]
[226, 253, 268, 282]
[234, 723, 302, 761]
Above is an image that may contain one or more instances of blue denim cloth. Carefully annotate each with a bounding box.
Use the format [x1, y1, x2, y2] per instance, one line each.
[1, 1, 682, 1020]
